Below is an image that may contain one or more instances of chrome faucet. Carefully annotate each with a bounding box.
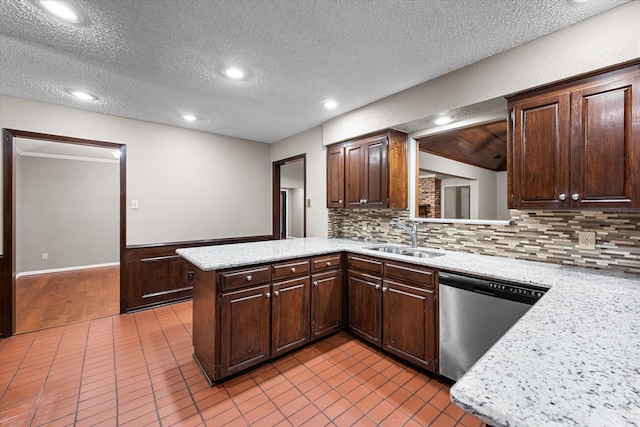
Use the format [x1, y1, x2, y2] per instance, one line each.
[389, 220, 418, 248]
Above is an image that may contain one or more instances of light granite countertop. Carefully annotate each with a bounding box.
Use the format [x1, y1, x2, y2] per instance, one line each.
[177, 237, 640, 426]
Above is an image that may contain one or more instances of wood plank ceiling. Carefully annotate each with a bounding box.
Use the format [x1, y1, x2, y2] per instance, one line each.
[417, 120, 507, 172]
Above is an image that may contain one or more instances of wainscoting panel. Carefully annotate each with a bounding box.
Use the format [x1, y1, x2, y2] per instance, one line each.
[124, 235, 273, 312]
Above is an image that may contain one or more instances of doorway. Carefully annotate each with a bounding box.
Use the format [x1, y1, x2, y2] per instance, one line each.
[272, 154, 306, 239]
[2, 129, 126, 338]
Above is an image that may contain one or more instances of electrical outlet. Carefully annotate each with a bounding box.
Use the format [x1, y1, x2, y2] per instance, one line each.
[578, 231, 596, 250]
[131, 199, 139, 209]
[42, 253, 48, 260]
[187, 271, 194, 282]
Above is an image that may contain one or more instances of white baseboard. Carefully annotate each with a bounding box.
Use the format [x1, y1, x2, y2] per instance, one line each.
[16, 262, 120, 279]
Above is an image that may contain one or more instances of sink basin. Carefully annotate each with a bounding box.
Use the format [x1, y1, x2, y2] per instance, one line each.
[365, 245, 445, 259]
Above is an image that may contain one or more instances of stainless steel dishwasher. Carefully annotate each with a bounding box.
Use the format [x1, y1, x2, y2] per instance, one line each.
[439, 271, 546, 381]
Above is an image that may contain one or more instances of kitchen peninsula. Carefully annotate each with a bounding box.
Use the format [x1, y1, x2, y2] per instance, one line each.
[177, 237, 640, 427]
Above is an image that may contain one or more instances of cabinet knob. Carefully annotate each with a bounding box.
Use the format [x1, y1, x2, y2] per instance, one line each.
[274, 290, 279, 297]
[572, 193, 580, 201]
[326, 261, 331, 267]
[558, 193, 566, 201]
[291, 267, 296, 273]
[363, 199, 368, 204]
[246, 275, 252, 282]
[265, 292, 271, 298]
[375, 284, 381, 290]
[382, 287, 387, 292]
[313, 281, 318, 287]
[338, 199, 343, 204]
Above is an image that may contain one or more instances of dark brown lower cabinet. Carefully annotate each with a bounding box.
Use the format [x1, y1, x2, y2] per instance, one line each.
[272, 277, 310, 357]
[219, 284, 271, 378]
[311, 269, 343, 340]
[382, 279, 436, 371]
[347, 270, 382, 346]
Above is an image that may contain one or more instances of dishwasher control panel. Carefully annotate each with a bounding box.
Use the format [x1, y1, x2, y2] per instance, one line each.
[439, 272, 548, 304]
[488, 282, 545, 299]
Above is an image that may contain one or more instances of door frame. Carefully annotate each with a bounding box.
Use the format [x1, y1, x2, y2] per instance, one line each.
[272, 154, 306, 240]
[2, 129, 127, 338]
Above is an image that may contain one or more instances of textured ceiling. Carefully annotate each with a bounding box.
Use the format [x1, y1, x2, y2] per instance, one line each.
[0, 0, 631, 143]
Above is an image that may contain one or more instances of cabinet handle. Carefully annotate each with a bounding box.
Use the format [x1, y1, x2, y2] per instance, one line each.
[313, 281, 318, 287]
[572, 193, 580, 201]
[375, 284, 381, 290]
[274, 290, 279, 297]
[558, 193, 566, 201]
[290, 267, 296, 273]
[265, 292, 271, 298]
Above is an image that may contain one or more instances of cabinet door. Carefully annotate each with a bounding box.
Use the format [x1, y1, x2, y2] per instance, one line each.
[382, 279, 436, 372]
[272, 277, 310, 357]
[345, 143, 366, 208]
[363, 136, 388, 208]
[570, 74, 640, 208]
[219, 284, 271, 378]
[347, 270, 382, 346]
[311, 270, 342, 340]
[510, 93, 570, 209]
[327, 145, 345, 208]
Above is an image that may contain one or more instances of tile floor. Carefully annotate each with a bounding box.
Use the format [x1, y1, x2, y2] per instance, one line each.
[0, 301, 486, 426]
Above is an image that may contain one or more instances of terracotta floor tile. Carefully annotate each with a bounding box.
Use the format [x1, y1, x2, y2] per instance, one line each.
[0, 302, 474, 427]
[444, 401, 466, 421]
[429, 388, 452, 411]
[287, 403, 320, 426]
[414, 402, 442, 425]
[380, 407, 410, 427]
[243, 400, 277, 425]
[399, 394, 427, 417]
[459, 411, 486, 427]
[431, 412, 458, 427]
[250, 409, 286, 427]
[323, 397, 351, 420]
[333, 405, 364, 427]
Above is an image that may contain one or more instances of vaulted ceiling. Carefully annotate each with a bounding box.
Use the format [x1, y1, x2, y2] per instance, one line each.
[0, 0, 631, 143]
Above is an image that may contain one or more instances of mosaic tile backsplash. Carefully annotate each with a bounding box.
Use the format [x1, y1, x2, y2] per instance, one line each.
[328, 209, 640, 274]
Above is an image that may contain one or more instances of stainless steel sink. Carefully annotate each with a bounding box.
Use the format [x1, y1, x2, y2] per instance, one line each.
[365, 245, 445, 258]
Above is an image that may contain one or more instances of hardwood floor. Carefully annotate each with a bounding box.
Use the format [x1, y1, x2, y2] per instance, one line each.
[15, 265, 120, 334]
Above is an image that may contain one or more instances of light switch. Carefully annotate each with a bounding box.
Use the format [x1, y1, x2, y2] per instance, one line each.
[306, 199, 311, 208]
[131, 199, 139, 209]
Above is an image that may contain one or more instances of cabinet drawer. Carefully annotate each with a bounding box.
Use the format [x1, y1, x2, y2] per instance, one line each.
[347, 254, 383, 274]
[384, 261, 435, 288]
[272, 259, 310, 280]
[220, 266, 270, 291]
[311, 254, 342, 272]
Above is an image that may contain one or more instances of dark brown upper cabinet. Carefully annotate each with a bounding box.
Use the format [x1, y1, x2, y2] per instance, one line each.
[508, 61, 640, 210]
[327, 130, 407, 209]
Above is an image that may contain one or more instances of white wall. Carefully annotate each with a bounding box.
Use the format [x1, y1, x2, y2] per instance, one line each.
[17, 155, 119, 273]
[1, 95, 272, 250]
[270, 126, 328, 237]
[322, 2, 640, 144]
[420, 152, 507, 220]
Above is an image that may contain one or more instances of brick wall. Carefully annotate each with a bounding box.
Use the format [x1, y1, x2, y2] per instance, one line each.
[417, 177, 441, 218]
[328, 208, 640, 274]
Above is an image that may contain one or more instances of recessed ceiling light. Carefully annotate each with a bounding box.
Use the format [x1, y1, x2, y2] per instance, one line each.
[38, 0, 84, 23]
[322, 99, 338, 110]
[434, 115, 454, 125]
[68, 90, 97, 101]
[181, 114, 197, 122]
[223, 67, 246, 80]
